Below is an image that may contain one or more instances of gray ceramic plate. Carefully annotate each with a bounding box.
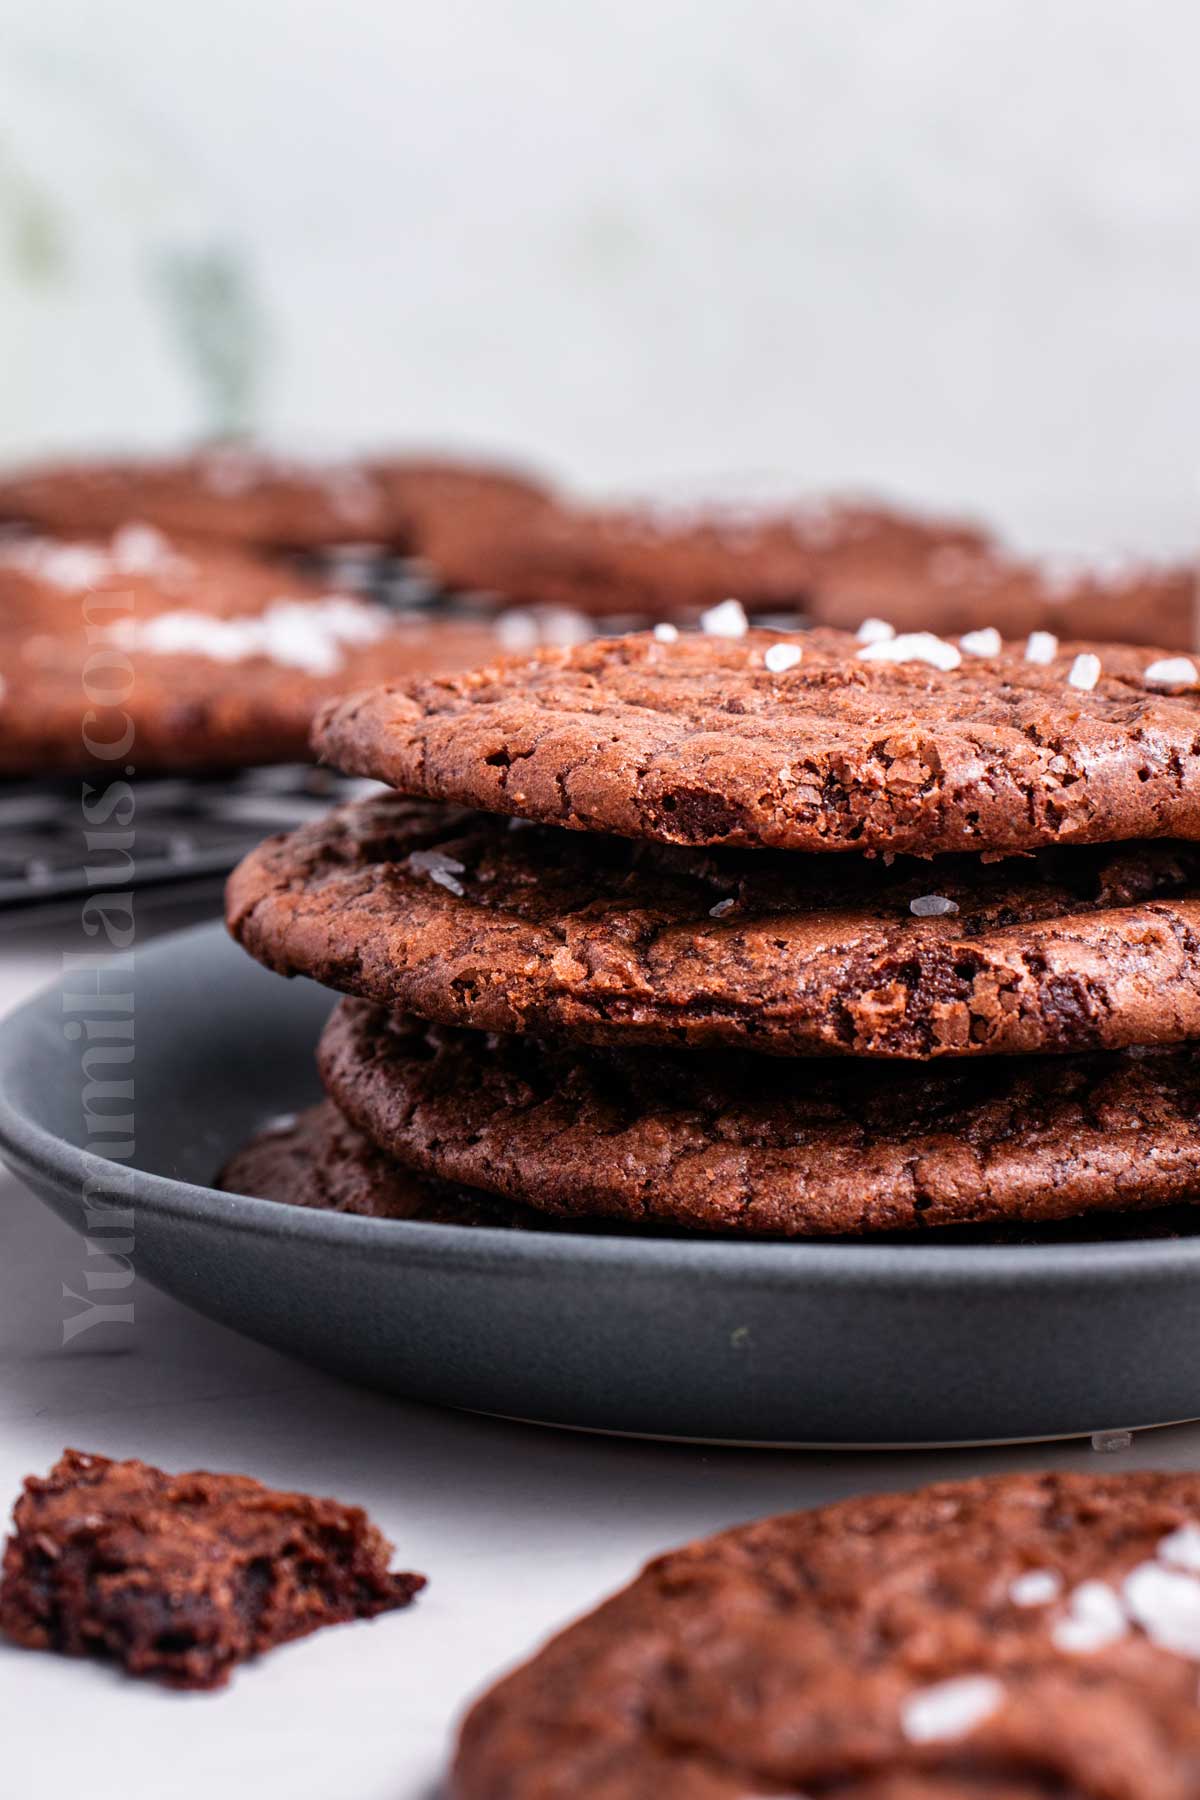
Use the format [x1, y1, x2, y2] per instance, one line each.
[2, 920, 1199, 1446]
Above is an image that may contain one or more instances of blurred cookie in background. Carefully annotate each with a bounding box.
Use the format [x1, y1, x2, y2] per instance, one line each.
[808, 537, 1197, 652]
[0, 446, 553, 554]
[369, 454, 553, 552]
[416, 478, 1195, 648]
[0, 523, 563, 774]
[415, 491, 988, 619]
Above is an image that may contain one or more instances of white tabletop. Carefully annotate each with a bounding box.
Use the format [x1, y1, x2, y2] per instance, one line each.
[3, 889, 1200, 1800]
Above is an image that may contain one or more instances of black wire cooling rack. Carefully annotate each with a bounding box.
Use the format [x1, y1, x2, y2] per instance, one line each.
[0, 547, 808, 913]
[0, 766, 378, 910]
[0, 550, 427, 913]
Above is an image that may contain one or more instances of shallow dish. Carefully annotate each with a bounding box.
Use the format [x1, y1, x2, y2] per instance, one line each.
[1, 921, 1198, 1446]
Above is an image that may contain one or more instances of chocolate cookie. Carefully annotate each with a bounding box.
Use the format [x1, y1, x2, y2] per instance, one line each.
[0, 527, 551, 773]
[371, 454, 551, 552]
[809, 540, 1197, 654]
[220, 1096, 1196, 1249]
[452, 1470, 1200, 1799]
[0, 1448, 423, 1689]
[226, 792, 1200, 1060]
[313, 628, 1200, 858]
[317, 998, 1200, 1235]
[218, 1099, 559, 1228]
[0, 447, 550, 551]
[418, 492, 985, 618]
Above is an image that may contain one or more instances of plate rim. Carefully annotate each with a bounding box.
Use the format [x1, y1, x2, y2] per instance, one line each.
[3, 918, 1200, 1291]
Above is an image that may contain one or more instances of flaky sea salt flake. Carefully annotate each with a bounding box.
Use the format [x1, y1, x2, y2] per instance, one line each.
[1124, 1561, 1200, 1659]
[1067, 652, 1101, 692]
[496, 610, 541, 652]
[857, 631, 961, 672]
[1025, 631, 1058, 665]
[1144, 657, 1199, 688]
[1009, 1569, 1063, 1607]
[855, 617, 895, 645]
[1051, 1580, 1128, 1653]
[901, 1674, 1003, 1744]
[960, 626, 1002, 657]
[1158, 1524, 1200, 1574]
[910, 894, 960, 918]
[407, 849, 467, 898]
[700, 597, 749, 638]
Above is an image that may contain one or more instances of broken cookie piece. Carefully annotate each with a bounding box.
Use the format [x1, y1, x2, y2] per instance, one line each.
[0, 1448, 424, 1689]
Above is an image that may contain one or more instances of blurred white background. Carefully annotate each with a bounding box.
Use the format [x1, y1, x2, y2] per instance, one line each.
[0, 0, 1196, 553]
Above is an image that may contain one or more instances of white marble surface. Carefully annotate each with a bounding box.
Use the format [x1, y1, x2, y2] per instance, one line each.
[3, 890, 1200, 1798]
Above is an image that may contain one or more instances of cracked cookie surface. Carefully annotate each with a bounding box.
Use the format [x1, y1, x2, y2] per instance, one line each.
[452, 1471, 1200, 1799]
[317, 997, 1200, 1235]
[219, 1094, 1200, 1249]
[313, 629, 1200, 857]
[225, 793, 1200, 1059]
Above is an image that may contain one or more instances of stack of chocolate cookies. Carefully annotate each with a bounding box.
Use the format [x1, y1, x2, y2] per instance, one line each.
[224, 621, 1200, 1238]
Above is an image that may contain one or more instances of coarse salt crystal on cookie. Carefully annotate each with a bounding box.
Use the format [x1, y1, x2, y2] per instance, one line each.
[960, 626, 1002, 657]
[8, 540, 112, 590]
[909, 894, 959, 918]
[539, 608, 592, 647]
[763, 641, 802, 674]
[1025, 631, 1058, 664]
[700, 597, 749, 638]
[110, 522, 183, 576]
[496, 610, 542, 652]
[111, 612, 261, 663]
[857, 631, 961, 672]
[652, 622, 679, 643]
[1051, 1580, 1128, 1653]
[1123, 1561, 1200, 1659]
[259, 598, 389, 673]
[1158, 1523, 1200, 1573]
[1145, 657, 1199, 688]
[1067, 652, 1102, 692]
[855, 617, 894, 645]
[1009, 1569, 1063, 1607]
[900, 1674, 1003, 1744]
[407, 849, 466, 897]
[108, 596, 389, 676]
